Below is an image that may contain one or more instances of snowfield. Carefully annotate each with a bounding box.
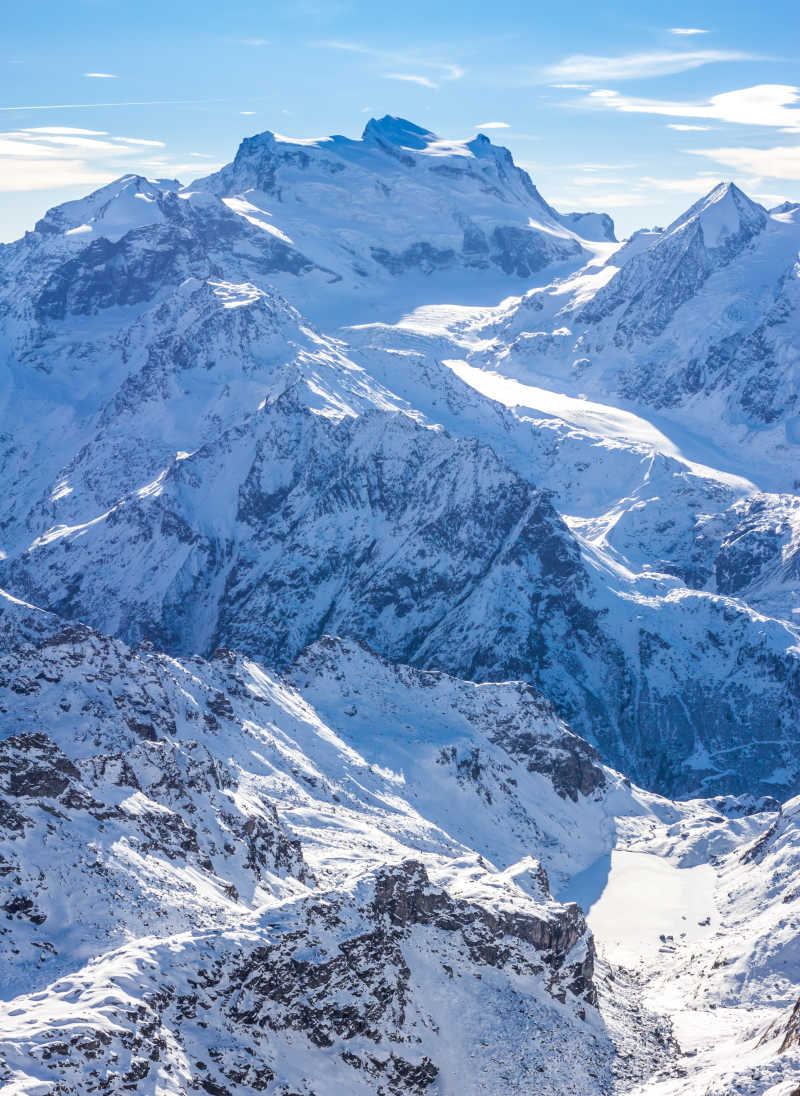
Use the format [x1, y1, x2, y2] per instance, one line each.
[562, 850, 719, 969]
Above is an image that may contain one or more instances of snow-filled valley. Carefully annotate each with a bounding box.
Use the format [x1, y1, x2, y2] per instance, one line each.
[1, 118, 799, 1094]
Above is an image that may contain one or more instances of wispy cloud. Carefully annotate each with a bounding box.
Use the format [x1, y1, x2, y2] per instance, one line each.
[21, 126, 106, 136]
[669, 27, 708, 35]
[689, 143, 800, 181]
[383, 73, 438, 89]
[0, 159, 113, 191]
[550, 189, 654, 209]
[585, 84, 800, 132]
[545, 49, 753, 81]
[667, 123, 712, 131]
[111, 136, 165, 147]
[751, 190, 793, 206]
[238, 38, 269, 46]
[134, 158, 224, 178]
[475, 121, 509, 129]
[570, 175, 627, 185]
[0, 127, 177, 192]
[84, 72, 118, 79]
[0, 98, 227, 112]
[639, 174, 724, 193]
[573, 162, 636, 171]
[313, 39, 464, 85]
[549, 172, 731, 212]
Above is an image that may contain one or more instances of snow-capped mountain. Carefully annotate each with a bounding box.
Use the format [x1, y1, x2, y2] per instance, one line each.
[2, 118, 800, 1094]
[192, 116, 596, 310]
[486, 181, 800, 485]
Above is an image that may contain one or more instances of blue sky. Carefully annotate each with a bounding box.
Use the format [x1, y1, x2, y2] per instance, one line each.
[1, 0, 799, 240]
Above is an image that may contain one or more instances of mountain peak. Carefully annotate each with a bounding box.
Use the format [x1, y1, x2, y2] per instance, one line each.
[32, 173, 178, 241]
[361, 115, 438, 150]
[666, 180, 767, 248]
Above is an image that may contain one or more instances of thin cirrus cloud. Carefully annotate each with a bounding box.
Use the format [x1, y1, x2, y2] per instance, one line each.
[84, 72, 118, 79]
[0, 98, 227, 112]
[313, 39, 464, 89]
[21, 126, 107, 136]
[668, 28, 708, 35]
[0, 127, 176, 192]
[550, 172, 737, 212]
[545, 49, 753, 81]
[639, 174, 727, 193]
[667, 123, 712, 131]
[586, 85, 800, 132]
[475, 121, 510, 129]
[689, 144, 800, 181]
[383, 73, 438, 89]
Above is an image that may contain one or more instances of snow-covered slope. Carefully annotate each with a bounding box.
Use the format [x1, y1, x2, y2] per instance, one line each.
[1, 590, 798, 1095]
[0, 589, 647, 1095]
[482, 183, 800, 485]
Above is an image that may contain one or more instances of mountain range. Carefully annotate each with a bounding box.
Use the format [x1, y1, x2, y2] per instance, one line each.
[1, 117, 799, 1095]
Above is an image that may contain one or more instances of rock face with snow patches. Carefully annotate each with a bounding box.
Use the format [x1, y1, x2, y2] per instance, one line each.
[1, 117, 800, 1095]
[491, 181, 800, 474]
[195, 116, 590, 292]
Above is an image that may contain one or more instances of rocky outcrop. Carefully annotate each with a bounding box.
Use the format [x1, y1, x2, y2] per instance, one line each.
[372, 860, 596, 1005]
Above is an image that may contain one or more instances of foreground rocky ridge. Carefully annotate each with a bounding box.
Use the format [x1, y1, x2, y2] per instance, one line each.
[1, 591, 798, 1094]
[0, 589, 642, 1094]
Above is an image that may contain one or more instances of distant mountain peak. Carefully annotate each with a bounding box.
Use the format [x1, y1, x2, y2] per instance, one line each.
[33, 173, 179, 241]
[361, 115, 438, 149]
[666, 179, 767, 249]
